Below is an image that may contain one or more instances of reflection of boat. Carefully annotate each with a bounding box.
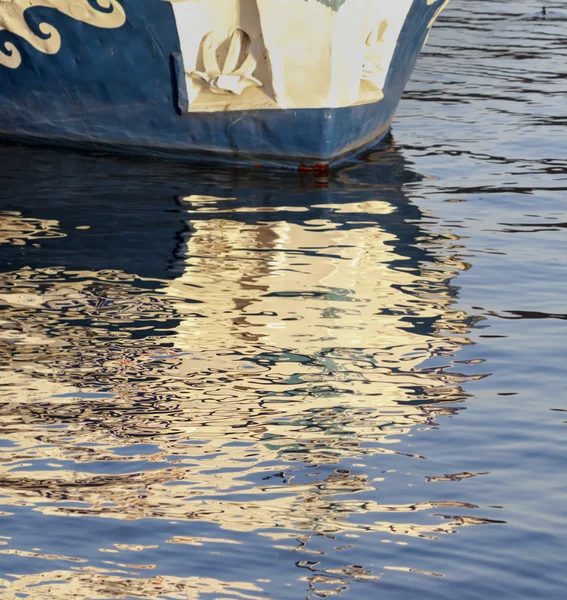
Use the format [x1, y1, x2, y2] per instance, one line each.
[0, 147, 483, 599]
[0, 139, 424, 279]
[0, 0, 448, 167]
[1, 143, 474, 506]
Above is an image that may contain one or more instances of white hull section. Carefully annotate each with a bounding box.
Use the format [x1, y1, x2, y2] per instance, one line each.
[170, 0, 425, 112]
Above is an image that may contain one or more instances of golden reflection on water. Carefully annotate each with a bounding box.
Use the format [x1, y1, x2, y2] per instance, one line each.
[0, 568, 267, 600]
[0, 151, 485, 598]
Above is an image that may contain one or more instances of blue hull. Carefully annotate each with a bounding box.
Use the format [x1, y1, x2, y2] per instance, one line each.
[0, 1, 443, 168]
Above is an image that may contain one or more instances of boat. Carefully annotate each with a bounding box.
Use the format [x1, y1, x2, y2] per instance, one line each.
[0, 0, 449, 168]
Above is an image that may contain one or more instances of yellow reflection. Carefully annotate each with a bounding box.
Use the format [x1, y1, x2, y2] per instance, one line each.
[0, 169, 484, 595]
[0, 210, 63, 244]
[0, 568, 267, 600]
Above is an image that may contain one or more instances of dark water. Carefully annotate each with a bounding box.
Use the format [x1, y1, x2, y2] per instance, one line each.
[1, 2, 566, 598]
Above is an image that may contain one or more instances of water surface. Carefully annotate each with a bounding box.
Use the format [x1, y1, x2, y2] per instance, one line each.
[1, 1, 566, 598]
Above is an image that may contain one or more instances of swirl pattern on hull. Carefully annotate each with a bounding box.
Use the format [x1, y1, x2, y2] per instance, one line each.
[0, 0, 126, 69]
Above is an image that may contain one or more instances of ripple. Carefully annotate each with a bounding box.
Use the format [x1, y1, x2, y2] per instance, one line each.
[1, 1, 566, 597]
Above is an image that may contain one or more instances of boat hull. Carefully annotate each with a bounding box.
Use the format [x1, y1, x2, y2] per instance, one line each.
[0, 0, 448, 167]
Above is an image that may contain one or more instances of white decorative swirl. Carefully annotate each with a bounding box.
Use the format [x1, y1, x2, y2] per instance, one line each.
[0, 0, 126, 69]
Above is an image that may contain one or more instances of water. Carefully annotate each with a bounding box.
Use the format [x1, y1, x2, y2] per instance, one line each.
[0, 1, 566, 598]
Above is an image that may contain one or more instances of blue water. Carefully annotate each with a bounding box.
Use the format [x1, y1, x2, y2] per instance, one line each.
[1, 1, 566, 598]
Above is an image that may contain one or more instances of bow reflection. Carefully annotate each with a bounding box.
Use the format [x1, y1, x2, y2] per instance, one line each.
[0, 144, 484, 598]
